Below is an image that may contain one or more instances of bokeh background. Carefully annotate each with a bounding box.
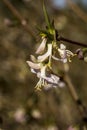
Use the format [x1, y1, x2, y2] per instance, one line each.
[0, 0, 87, 130]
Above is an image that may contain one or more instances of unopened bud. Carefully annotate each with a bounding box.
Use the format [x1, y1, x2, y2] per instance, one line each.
[76, 48, 84, 60]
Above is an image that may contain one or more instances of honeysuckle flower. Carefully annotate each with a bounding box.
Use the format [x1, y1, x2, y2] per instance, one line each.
[36, 37, 47, 54]
[37, 44, 52, 62]
[76, 48, 87, 62]
[58, 44, 74, 63]
[36, 68, 65, 90]
[43, 73, 65, 89]
[27, 41, 68, 90]
[27, 61, 65, 90]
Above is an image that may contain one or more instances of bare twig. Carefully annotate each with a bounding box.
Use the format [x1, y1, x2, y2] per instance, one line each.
[64, 72, 87, 120]
[2, 0, 36, 39]
[56, 28, 87, 119]
[59, 36, 87, 48]
[56, 30, 87, 47]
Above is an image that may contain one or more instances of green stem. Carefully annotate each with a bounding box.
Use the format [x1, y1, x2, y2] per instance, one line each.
[43, 0, 51, 30]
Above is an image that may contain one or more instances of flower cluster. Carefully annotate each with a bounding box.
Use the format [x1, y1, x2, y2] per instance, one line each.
[26, 2, 87, 90]
[26, 36, 75, 90]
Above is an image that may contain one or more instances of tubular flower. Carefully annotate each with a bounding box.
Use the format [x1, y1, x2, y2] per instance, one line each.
[58, 44, 74, 63]
[26, 61, 65, 90]
[27, 40, 70, 90]
[37, 44, 52, 62]
[36, 65, 65, 90]
[36, 37, 47, 54]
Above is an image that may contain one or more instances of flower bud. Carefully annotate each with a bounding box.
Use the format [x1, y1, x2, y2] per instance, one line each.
[76, 48, 84, 60]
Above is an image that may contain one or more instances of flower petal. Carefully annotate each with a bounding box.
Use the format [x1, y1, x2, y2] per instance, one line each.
[58, 48, 67, 59]
[30, 68, 40, 74]
[38, 44, 52, 62]
[36, 37, 47, 54]
[60, 44, 66, 50]
[42, 74, 60, 85]
[66, 50, 74, 56]
[26, 61, 41, 69]
[52, 55, 60, 61]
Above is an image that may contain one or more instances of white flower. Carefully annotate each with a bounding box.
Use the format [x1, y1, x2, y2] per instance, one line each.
[37, 44, 52, 62]
[35, 65, 65, 90]
[26, 42, 67, 90]
[27, 60, 65, 90]
[58, 44, 74, 63]
[43, 73, 65, 89]
[36, 37, 47, 54]
[26, 61, 41, 69]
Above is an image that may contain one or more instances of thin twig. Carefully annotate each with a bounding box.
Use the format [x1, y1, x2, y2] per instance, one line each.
[59, 36, 87, 48]
[64, 72, 87, 120]
[2, 0, 36, 39]
[51, 63, 87, 119]
[56, 30, 87, 47]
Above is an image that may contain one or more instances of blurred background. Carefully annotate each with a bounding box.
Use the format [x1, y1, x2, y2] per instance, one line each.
[0, 0, 87, 130]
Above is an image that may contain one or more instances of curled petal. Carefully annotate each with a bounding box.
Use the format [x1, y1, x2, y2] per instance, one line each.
[41, 74, 60, 85]
[52, 55, 67, 63]
[43, 74, 65, 88]
[58, 44, 74, 63]
[38, 44, 52, 62]
[31, 68, 37, 74]
[60, 44, 66, 50]
[52, 55, 60, 61]
[36, 37, 47, 54]
[30, 68, 40, 74]
[38, 52, 49, 62]
[49, 74, 60, 84]
[26, 61, 41, 69]
[66, 50, 74, 57]
[58, 49, 67, 59]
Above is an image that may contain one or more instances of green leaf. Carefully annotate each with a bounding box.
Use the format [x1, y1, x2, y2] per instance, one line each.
[43, 0, 51, 30]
